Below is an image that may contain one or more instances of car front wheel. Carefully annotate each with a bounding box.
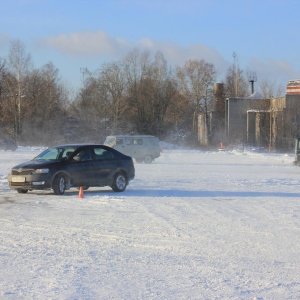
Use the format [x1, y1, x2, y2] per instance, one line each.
[52, 174, 67, 195]
[111, 173, 127, 192]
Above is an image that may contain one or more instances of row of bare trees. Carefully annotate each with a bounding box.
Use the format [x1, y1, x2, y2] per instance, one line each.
[0, 41, 69, 145]
[60, 48, 219, 146]
[0, 40, 283, 147]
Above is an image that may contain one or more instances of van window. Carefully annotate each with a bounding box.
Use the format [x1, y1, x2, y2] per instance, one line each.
[104, 137, 116, 147]
[133, 139, 143, 145]
[125, 139, 132, 145]
[116, 139, 124, 145]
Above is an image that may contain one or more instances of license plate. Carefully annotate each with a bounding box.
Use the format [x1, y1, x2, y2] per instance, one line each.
[12, 176, 26, 183]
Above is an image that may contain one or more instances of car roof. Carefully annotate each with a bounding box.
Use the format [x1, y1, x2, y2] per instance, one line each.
[53, 144, 104, 147]
[106, 135, 156, 138]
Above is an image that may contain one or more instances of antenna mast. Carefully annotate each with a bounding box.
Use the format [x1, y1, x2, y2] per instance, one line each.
[247, 71, 257, 94]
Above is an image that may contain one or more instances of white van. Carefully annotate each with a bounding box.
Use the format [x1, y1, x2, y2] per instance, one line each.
[104, 135, 160, 163]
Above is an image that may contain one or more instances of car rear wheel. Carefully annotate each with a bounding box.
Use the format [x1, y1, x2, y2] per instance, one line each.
[17, 188, 28, 194]
[52, 173, 67, 195]
[111, 172, 127, 192]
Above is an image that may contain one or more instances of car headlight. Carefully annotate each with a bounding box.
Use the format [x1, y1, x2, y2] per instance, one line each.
[32, 168, 49, 174]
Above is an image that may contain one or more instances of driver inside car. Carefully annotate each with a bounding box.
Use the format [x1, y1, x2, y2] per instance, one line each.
[73, 150, 91, 161]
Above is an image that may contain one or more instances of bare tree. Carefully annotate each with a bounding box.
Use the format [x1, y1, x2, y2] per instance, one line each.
[6, 40, 32, 139]
[140, 51, 177, 135]
[225, 53, 248, 98]
[123, 49, 152, 133]
[0, 58, 5, 95]
[0, 58, 10, 138]
[176, 59, 216, 143]
[123, 49, 175, 135]
[258, 79, 284, 98]
[21, 62, 67, 145]
[98, 61, 128, 134]
[73, 71, 110, 142]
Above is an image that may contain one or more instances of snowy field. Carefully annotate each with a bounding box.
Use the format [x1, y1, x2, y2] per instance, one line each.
[0, 147, 300, 299]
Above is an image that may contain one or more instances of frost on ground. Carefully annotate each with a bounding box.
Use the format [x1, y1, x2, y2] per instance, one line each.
[0, 148, 300, 299]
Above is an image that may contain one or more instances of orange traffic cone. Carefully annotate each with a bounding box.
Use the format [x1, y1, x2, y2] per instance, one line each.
[78, 186, 84, 198]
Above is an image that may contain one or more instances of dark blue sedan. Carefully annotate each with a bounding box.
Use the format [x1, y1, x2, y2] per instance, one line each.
[8, 144, 135, 195]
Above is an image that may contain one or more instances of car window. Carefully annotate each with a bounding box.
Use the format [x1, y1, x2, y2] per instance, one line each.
[64, 150, 74, 159]
[93, 147, 114, 160]
[34, 147, 60, 160]
[61, 148, 76, 159]
[73, 149, 92, 161]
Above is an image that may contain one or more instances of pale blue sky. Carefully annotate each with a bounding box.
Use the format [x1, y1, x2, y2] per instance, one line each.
[1, 0, 300, 91]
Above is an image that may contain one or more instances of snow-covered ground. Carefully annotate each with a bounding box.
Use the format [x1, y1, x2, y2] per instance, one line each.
[0, 147, 300, 299]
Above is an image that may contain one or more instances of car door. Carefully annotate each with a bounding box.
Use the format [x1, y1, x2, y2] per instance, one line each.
[67, 147, 94, 186]
[91, 146, 117, 185]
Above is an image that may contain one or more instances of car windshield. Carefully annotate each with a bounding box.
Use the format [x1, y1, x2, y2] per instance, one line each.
[34, 146, 77, 161]
[104, 137, 116, 147]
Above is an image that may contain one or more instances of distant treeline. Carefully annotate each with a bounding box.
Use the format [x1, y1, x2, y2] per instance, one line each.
[0, 40, 283, 147]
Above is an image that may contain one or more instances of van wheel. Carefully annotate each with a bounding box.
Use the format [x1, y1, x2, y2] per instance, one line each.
[144, 155, 153, 164]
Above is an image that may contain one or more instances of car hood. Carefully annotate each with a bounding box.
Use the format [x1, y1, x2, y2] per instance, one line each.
[12, 160, 60, 169]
